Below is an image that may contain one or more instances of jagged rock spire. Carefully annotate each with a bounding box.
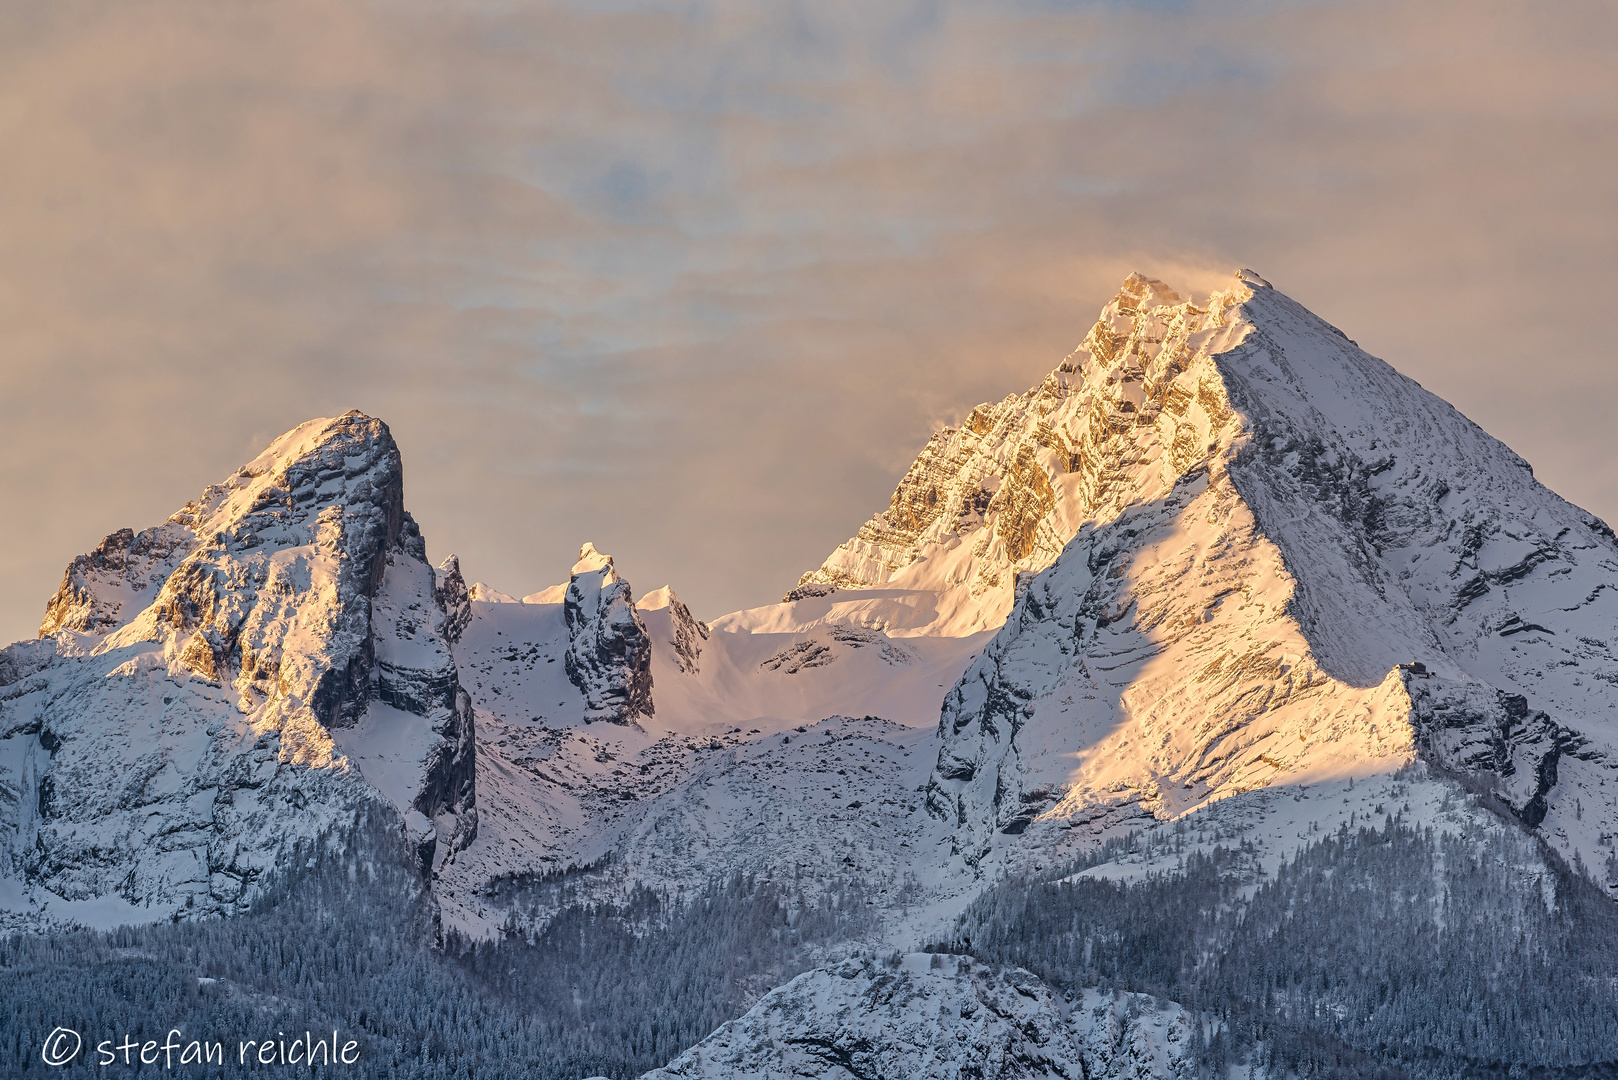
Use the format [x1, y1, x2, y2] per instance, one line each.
[563, 542, 655, 723]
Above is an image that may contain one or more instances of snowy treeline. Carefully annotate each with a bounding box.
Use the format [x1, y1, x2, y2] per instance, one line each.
[949, 816, 1618, 1079]
[9, 802, 1618, 1078]
[0, 811, 873, 1079]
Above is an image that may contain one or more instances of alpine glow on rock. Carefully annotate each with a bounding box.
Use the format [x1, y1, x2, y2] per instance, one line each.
[5, 271, 1617, 1079]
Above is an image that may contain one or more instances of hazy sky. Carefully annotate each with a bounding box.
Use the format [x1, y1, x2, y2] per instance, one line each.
[1, 0, 1614, 643]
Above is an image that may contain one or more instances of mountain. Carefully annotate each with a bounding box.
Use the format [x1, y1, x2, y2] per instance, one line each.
[613, 269, 1618, 1076]
[4, 271, 1618, 1079]
[921, 270, 1618, 886]
[788, 273, 1197, 638]
[10, 272, 1617, 929]
[0, 412, 474, 926]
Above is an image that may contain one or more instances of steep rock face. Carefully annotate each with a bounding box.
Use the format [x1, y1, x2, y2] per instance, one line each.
[0, 640, 54, 687]
[563, 543, 654, 723]
[1212, 278, 1618, 843]
[643, 953, 1194, 1080]
[1405, 677, 1585, 828]
[794, 273, 1212, 636]
[924, 272, 1618, 883]
[636, 586, 708, 675]
[39, 523, 195, 639]
[924, 434, 1415, 863]
[0, 412, 475, 924]
[434, 555, 473, 646]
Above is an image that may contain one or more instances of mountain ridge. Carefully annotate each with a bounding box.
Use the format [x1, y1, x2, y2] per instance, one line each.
[8, 271, 1618, 930]
[4, 270, 1618, 1080]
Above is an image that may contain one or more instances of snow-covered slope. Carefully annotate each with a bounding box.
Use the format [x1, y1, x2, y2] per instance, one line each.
[923, 270, 1618, 889]
[433, 548, 988, 930]
[642, 953, 1195, 1080]
[0, 412, 475, 927]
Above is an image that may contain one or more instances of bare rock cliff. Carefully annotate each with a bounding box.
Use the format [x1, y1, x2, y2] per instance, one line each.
[0, 411, 476, 924]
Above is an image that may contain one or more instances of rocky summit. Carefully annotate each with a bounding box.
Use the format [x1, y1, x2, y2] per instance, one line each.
[0, 412, 475, 924]
[922, 271, 1618, 879]
[563, 543, 655, 724]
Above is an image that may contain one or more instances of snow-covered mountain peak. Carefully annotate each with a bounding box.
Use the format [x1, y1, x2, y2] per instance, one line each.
[36, 411, 397, 650]
[1109, 270, 1183, 313]
[789, 270, 1254, 638]
[572, 541, 617, 579]
[919, 270, 1618, 886]
[0, 412, 476, 926]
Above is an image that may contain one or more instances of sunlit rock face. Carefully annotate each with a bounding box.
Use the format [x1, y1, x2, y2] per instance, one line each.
[0, 411, 475, 925]
[793, 273, 1240, 637]
[922, 271, 1618, 881]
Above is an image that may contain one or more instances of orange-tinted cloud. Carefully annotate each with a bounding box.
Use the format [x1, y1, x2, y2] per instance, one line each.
[0, 0, 1613, 639]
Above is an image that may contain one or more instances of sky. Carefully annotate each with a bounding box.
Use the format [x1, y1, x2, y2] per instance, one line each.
[0, 0, 1614, 643]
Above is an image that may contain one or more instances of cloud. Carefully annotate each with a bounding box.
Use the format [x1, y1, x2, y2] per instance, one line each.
[0, 0, 1613, 640]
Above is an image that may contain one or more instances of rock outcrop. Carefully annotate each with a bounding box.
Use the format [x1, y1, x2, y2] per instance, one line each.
[563, 543, 654, 723]
[39, 522, 195, 639]
[434, 555, 473, 646]
[636, 586, 708, 675]
[1406, 676, 1589, 829]
[643, 953, 1194, 1080]
[0, 411, 475, 924]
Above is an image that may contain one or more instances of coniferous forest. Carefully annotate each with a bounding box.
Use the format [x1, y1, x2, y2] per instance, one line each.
[0, 811, 874, 1080]
[6, 802, 1618, 1078]
[949, 814, 1618, 1079]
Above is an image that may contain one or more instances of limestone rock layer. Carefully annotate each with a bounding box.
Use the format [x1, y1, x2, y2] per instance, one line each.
[0, 411, 475, 924]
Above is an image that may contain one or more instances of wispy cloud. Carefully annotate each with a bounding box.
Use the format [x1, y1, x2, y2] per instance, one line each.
[0, 0, 1613, 638]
